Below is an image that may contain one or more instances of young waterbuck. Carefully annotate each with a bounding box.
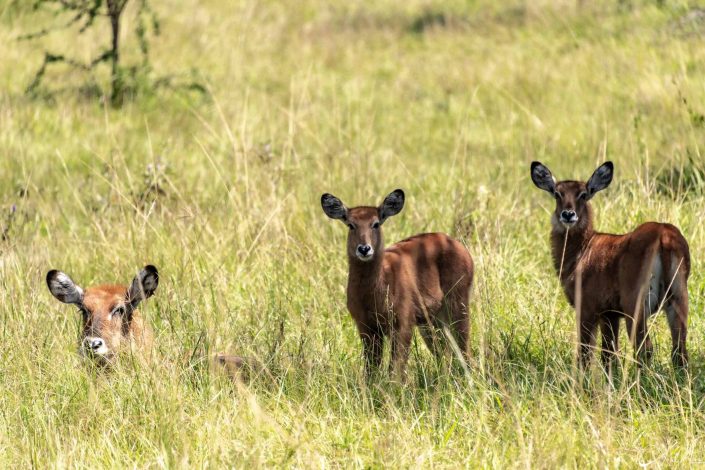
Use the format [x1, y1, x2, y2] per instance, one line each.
[321, 189, 474, 378]
[530, 161, 690, 370]
[46, 265, 159, 365]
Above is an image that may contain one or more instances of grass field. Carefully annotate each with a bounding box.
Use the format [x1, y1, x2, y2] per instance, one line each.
[2, 0, 705, 467]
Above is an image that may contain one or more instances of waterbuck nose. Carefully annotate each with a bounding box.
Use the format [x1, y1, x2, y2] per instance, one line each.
[357, 244, 372, 257]
[86, 338, 104, 351]
[561, 210, 577, 221]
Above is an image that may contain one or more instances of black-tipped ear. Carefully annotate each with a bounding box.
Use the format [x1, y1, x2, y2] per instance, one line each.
[531, 162, 556, 194]
[586, 161, 613, 198]
[321, 193, 348, 220]
[127, 265, 159, 310]
[46, 270, 84, 305]
[379, 189, 405, 223]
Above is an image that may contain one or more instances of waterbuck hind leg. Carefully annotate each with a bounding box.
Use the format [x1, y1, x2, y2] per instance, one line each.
[621, 282, 655, 367]
[389, 322, 413, 380]
[443, 289, 470, 363]
[416, 296, 470, 367]
[666, 296, 689, 368]
[418, 324, 445, 358]
[664, 251, 689, 369]
[624, 312, 653, 367]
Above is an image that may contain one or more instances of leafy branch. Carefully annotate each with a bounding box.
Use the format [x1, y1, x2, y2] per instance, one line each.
[23, 0, 161, 106]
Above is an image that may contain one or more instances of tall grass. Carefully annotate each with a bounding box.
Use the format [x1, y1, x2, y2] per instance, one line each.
[1, 0, 705, 467]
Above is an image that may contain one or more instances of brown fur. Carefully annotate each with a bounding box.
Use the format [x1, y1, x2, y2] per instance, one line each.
[79, 284, 153, 363]
[46, 265, 158, 366]
[532, 163, 690, 369]
[322, 192, 474, 378]
[213, 353, 263, 383]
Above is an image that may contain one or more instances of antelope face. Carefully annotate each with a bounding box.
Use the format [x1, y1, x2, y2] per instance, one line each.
[531, 161, 613, 231]
[321, 189, 405, 262]
[46, 266, 159, 364]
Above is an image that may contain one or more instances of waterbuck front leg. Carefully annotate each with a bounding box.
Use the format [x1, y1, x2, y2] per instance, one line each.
[578, 314, 599, 370]
[358, 323, 383, 378]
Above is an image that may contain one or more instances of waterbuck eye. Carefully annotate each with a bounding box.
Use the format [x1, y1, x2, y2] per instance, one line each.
[371, 221, 380, 229]
[347, 223, 355, 230]
[578, 192, 587, 200]
[111, 305, 127, 316]
[553, 191, 562, 200]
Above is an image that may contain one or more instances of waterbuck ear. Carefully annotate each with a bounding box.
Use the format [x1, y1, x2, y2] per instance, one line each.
[321, 193, 348, 221]
[379, 189, 405, 223]
[586, 161, 613, 199]
[46, 270, 84, 305]
[127, 265, 159, 310]
[531, 161, 556, 194]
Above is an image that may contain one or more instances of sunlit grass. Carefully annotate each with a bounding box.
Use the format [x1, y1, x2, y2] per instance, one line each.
[1, 0, 705, 467]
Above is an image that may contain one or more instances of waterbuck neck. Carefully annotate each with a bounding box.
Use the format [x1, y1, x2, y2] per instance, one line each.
[550, 207, 595, 283]
[347, 251, 384, 291]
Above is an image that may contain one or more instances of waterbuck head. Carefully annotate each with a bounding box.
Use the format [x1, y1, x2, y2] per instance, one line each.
[531, 161, 613, 232]
[321, 189, 405, 262]
[46, 265, 159, 364]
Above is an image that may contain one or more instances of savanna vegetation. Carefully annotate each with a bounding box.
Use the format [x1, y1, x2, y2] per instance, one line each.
[1, 0, 705, 467]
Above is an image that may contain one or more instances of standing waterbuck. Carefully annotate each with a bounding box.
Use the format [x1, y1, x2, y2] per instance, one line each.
[530, 161, 690, 369]
[321, 189, 474, 377]
[46, 265, 159, 365]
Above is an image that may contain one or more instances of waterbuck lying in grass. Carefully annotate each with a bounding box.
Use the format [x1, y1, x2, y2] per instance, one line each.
[46, 265, 159, 366]
[531, 161, 690, 370]
[321, 189, 474, 378]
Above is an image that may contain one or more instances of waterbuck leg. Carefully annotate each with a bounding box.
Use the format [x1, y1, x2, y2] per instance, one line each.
[578, 316, 599, 370]
[359, 326, 383, 378]
[389, 322, 413, 380]
[666, 296, 689, 368]
[600, 314, 621, 374]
